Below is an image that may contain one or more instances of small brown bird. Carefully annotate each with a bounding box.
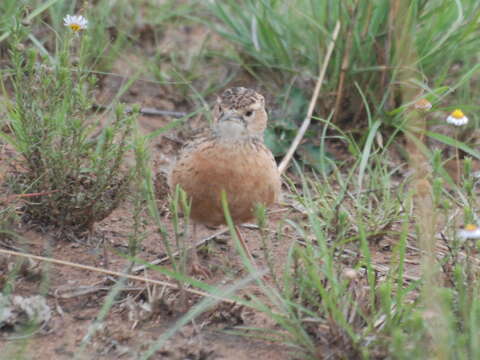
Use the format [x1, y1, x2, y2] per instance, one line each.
[169, 87, 281, 275]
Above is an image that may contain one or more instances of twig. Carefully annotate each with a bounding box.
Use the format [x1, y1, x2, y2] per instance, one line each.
[54, 285, 143, 299]
[132, 228, 229, 273]
[93, 103, 187, 118]
[132, 223, 267, 274]
[297, 240, 421, 282]
[0, 248, 236, 304]
[278, 21, 341, 175]
[135, 106, 187, 118]
[0, 190, 59, 204]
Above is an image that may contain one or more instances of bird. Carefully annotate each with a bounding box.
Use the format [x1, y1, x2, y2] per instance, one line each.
[168, 87, 281, 276]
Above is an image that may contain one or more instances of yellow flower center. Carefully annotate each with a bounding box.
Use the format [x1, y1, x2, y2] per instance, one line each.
[451, 109, 465, 119]
[69, 24, 81, 32]
[465, 224, 478, 231]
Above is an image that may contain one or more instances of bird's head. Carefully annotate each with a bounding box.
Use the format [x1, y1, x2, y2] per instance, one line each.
[213, 87, 267, 140]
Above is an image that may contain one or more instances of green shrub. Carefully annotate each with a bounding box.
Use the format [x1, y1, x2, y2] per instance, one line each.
[207, 0, 480, 122]
[1, 24, 137, 236]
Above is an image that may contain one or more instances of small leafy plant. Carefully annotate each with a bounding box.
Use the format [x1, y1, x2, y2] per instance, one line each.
[1, 22, 137, 236]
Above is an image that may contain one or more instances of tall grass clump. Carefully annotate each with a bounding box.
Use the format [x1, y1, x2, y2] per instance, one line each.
[0, 22, 137, 235]
[230, 162, 413, 358]
[207, 0, 480, 123]
[239, 156, 480, 358]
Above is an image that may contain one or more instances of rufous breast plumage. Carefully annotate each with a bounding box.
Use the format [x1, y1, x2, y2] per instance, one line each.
[169, 87, 281, 226]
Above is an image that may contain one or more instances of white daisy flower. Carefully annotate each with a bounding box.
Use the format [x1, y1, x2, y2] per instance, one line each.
[458, 224, 480, 240]
[446, 109, 468, 126]
[63, 14, 88, 32]
[414, 98, 432, 111]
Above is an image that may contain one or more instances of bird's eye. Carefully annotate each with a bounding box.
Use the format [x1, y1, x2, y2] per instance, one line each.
[245, 110, 253, 117]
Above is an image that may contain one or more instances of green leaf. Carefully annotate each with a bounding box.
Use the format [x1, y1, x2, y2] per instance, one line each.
[299, 143, 333, 175]
[426, 131, 480, 160]
[358, 120, 382, 190]
[264, 128, 290, 157]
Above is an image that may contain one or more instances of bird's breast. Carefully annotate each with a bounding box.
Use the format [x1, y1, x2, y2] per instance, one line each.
[170, 139, 280, 226]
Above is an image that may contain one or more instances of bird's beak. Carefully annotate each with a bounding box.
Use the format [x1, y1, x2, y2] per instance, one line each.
[215, 110, 248, 139]
[217, 111, 245, 126]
